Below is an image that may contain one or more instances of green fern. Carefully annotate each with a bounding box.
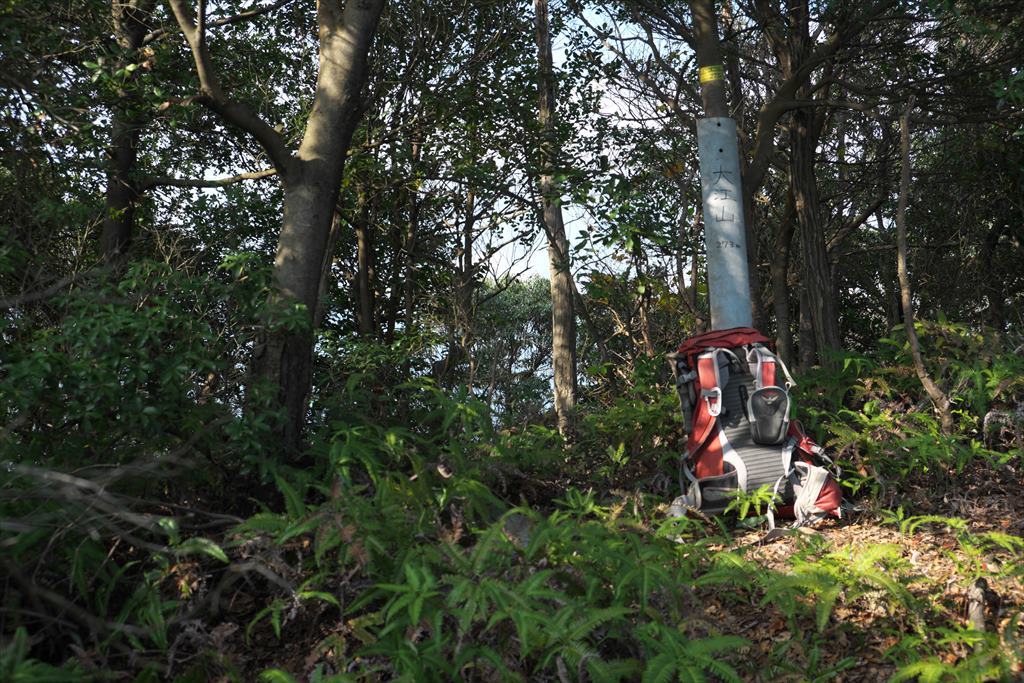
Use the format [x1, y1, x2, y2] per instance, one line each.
[723, 483, 779, 519]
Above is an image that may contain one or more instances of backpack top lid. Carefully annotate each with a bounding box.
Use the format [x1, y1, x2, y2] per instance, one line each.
[675, 327, 772, 359]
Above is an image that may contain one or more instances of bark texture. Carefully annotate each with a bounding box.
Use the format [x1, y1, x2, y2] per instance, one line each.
[689, 0, 729, 118]
[791, 105, 841, 360]
[535, 0, 577, 438]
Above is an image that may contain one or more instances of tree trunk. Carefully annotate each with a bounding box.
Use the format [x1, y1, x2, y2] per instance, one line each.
[535, 0, 577, 438]
[896, 99, 954, 434]
[384, 129, 420, 344]
[255, 175, 346, 452]
[690, 206, 707, 334]
[675, 193, 688, 309]
[798, 285, 816, 372]
[252, 1, 385, 453]
[383, 220, 402, 343]
[771, 190, 796, 366]
[457, 187, 477, 387]
[875, 210, 902, 332]
[169, 0, 385, 454]
[403, 128, 423, 336]
[633, 238, 654, 358]
[403, 196, 420, 331]
[99, 0, 153, 260]
[314, 210, 343, 329]
[741, 182, 769, 331]
[100, 113, 141, 259]
[791, 106, 841, 363]
[354, 189, 375, 336]
[982, 225, 1007, 334]
[689, 0, 729, 118]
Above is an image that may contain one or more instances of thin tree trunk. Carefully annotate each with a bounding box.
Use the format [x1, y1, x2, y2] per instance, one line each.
[741, 183, 769, 331]
[314, 210, 343, 329]
[458, 187, 477, 386]
[633, 238, 654, 357]
[403, 197, 420, 330]
[798, 286, 816, 372]
[354, 189, 375, 336]
[690, 206, 707, 334]
[671, 173, 706, 333]
[403, 129, 423, 335]
[772, 190, 796, 366]
[99, 0, 154, 260]
[875, 210, 902, 332]
[383, 218, 402, 343]
[896, 98, 953, 434]
[535, 0, 577, 438]
[384, 129, 418, 344]
[675, 194, 688, 309]
[982, 225, 1007, 334]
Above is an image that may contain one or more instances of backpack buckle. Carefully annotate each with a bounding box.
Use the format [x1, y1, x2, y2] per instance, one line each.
[701, 387, 723, 417]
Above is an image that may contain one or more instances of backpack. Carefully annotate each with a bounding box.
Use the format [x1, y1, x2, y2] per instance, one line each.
[666, 327, 843, 529]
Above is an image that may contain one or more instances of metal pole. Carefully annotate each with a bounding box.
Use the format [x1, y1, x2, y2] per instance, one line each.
[697, 116, 752, 329]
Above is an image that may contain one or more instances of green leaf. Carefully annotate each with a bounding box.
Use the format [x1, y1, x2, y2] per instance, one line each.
[175, 537, 229, 563]
[641, 652, 676, 683]
[891, 658, 954, 683]
[274, 472, 306, 518]
[299, 591, 340, 608]
[816, 584, 842, 632]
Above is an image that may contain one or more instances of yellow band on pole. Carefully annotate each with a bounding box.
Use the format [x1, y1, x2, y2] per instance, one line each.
[699, 65, 725, 84]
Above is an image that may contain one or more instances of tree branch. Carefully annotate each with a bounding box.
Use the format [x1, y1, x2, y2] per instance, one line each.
[746, 0, 898, 193]
[0, 267, 110, 310]
[827, 195, 886, 252]
[166, 0, 295, 176]
[144, 0, 296, 44]
[140, 167, 277, 191]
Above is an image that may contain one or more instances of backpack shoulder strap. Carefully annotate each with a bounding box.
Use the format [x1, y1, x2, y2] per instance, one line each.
[686, 348, 729, 459]
[746, 345, 796, 390]
[696, 348, 734, 417]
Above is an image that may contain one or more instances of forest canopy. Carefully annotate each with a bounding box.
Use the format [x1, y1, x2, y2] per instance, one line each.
[1, 0, 1023, 680]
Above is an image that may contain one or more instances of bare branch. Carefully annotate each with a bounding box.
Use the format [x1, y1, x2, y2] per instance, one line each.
[140, 167, 277, 191]
[0, 267, 110, 310]
[827, 196, 886, 253]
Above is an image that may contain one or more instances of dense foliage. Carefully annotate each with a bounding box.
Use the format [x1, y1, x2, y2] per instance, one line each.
[1, 0, 1023, 680]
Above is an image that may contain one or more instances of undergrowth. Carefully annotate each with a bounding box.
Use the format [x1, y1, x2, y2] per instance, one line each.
[2, 284, 1023, 681]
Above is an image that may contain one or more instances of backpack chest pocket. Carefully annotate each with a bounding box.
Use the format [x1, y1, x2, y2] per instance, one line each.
[748, 385, 791, 445]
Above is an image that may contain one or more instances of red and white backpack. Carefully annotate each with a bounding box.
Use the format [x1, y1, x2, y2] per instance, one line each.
[667, 328, 843, 529]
